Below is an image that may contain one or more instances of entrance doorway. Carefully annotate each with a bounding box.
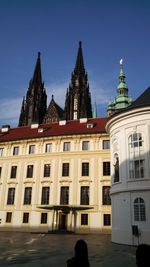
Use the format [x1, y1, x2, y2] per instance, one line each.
[59, 213, 67, 230]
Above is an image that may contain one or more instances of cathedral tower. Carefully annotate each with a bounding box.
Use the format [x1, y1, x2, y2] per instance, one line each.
[64, 41, 92, 121]
[18, 52, 47, 126]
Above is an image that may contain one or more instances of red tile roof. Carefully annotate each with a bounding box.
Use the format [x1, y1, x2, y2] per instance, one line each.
[0, 118, 108, 143]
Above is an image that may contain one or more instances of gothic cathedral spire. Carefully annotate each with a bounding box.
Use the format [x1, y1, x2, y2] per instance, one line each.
[18, 52, 47, 126]
[64, 41, 92, 121]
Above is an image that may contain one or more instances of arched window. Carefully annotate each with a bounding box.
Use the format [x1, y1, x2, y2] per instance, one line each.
[134, 198, 146, 221]
[129, 133, 143, 148]
[128, 133, 144, 179]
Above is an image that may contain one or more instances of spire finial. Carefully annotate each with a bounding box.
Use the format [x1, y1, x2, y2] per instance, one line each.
[38, 51, 41, 58]
[120, 58, 123, 66]
[74, 41, 85, 73]
[52, 94, 54, 99]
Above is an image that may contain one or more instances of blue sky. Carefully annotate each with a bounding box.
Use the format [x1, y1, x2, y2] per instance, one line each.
[0, 0, 150, 126]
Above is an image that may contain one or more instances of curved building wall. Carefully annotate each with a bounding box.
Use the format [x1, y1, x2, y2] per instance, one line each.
[107, 107, 150, 245]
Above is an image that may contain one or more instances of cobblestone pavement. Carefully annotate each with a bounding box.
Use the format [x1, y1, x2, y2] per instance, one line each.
[0, 232, 136, 267]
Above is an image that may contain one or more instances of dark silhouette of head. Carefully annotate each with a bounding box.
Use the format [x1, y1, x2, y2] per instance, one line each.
[136, 244, 150, 267]
[75, 239, 88, 259]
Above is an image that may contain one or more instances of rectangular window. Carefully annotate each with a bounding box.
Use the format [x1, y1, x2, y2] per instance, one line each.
[23, 212, 29, 223]
[103, 162, 110, 176]
[60, 186, 69, 205]
[129, 160, 144, 179]
[102, 186, 111, 205]
[0, 148, 4, 156]
[44, 164, 50, 177]
[81, 214, 88, 225]
[29, 145, 35, 154]
[13, 146, 19, 155]
[0, 166, 2, 179]
[82, 141, 89, 150]
[82, 162, 89, 176]
[26, 165, 33, 178]
[62, 163, 69, 176]
[41, 187, 50, 205]
[45, 143, 52, 153]
[24, 187, 32, 205]
[6, 212, 12, 223]
[41, 213, 47, 224]
[80, 186, 89, 205]
[104, 214, 111, 226]
[63, 142, 70, 151]
[7, 188, 15, 205]
[103, 140, 110, 149]
[10, 166, 17, 179]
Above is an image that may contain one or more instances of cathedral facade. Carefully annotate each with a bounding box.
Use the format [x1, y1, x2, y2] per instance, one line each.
[19, 42, 92, 126]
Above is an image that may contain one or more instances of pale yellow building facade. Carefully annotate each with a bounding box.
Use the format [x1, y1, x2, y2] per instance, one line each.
[0, 118, 111, 233]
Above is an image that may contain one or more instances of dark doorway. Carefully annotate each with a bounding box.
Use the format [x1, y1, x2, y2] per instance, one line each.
[59, 213, 67, 230]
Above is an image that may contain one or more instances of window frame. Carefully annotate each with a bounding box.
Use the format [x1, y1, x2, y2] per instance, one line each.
[0, 148, 4, 157]
[63, 142, 70, 152]
[102, 140, 110, 149]
[10, 166, 17, 179]
[82, 162, 89, 176]
[80, 186, 89, 205]
[23, 212, 29, 223]
[41, 187, 50, 205]
[6, 212, 12, 223]
[103, 162, 110, 176]
[134, 197, 146, 221]
[44, 164, 51, 177]
[45, 143, 52, 153]
[13, 146, 19, 156]
[128, 133, 145, 180]
[7, 188, 15, 205]
[103, 214, 111, 226]
[26, 165, 34, 178]
[62, 163, 69, 176]
[28, 145, 35, 154]
[24, 187, 32, 205]
[102, 186, 111, 205]
[82, 141, 90, 151]
[81, 214, 88, 225]
[60, 186, 69, 205]
[41, 213, 48, 224]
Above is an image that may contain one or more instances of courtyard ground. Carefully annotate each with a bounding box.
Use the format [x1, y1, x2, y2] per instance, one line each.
[0, 232, 136, 267]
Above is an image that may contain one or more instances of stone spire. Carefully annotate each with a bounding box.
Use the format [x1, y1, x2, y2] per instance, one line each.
[18, 52, 47, 126]
[32, 52, 42, 85]
[74, 41, 85, 74]
[64, 41, 92, 121]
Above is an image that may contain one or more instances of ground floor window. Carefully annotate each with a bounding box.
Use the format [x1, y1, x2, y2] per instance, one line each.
[103, 214, 111, 226]
[134, 197, 146, 221]
[81, 214, 88, 225]
[41, 213, 48, 224]
[6, 212, 12, 223]
[23, 212, 29, 223]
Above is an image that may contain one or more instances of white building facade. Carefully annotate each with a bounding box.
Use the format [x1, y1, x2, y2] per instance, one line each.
[106, 88, 150, 245]
[0, 118, 111, 233]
